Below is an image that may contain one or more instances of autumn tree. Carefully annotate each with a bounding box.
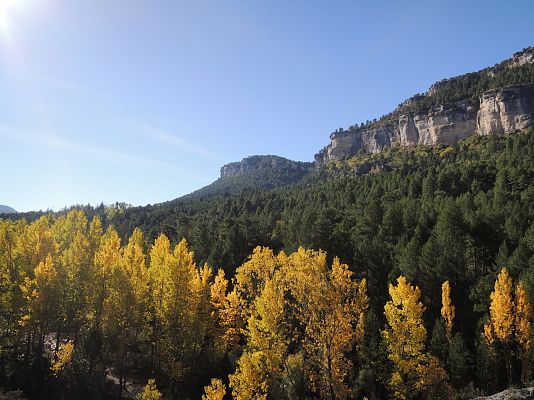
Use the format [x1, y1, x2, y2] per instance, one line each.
[384, 276, 448, 399]
[210, 269, 244, 355]
[483, 267, 514, 384]
[52, 211, 93, 345]
[149, 236, 209, 398]
[441, 281, 455, 342]
[139, 378, 162, 400]
[230, 247, 369, 400]
[229, 351, 269, 400]
[19, 254, 59, 360]
[202, 378, 226, 400]
[102, 228, 148, 398]
[230, 275, 287, 399]
[515, 282, 532, 383]
[292, 254, 368, 400]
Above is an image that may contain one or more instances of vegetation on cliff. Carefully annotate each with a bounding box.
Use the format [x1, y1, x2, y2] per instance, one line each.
[343, 47, 534, 132]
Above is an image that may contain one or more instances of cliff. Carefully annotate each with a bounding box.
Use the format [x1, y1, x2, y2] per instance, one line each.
[316, 48, 534, 163]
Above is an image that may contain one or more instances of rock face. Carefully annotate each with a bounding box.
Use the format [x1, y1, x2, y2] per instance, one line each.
[473, 387, 534, 400]
[477, 85, 534, 136]
[316, 84, 534, 164]
[220, 155, 313, 179]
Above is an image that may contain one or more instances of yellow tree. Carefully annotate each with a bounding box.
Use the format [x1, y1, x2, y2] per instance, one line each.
[147, 233, 172, 369]
[19, 254, 59, 358]
[441, 281, 455, 342]
[384, 276, 447, 399]
[149, 237, 199, 398]
[202, 378, 226, 400]
[229, 351, 269, 400]
[293, 254, 368, 400]
[0, 220, 26, 356]
[515, 282, 532, 383]
[16, 216, 56, 277]
[210, 269, 244, 354]
[51, 342, 74, 376]
[221, 287, 245, 352]
[483, 267, 514, 384]
[235, 246, 279, 316]
[230, 274, 287, 399]
[139, 378, 162, 400]
[210, 268, 228, 351]
[52, 211, 92, 345]
[93, 226, 121, 326]
[102, 228, 148, 398]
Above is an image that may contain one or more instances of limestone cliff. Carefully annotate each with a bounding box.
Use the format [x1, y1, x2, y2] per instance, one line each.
[316, 48, 534, 163]
[477, 84, 534, 136]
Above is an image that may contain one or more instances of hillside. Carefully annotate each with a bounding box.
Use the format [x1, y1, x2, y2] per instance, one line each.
[2, 128, 534, 400]
[316, 47, 534, 161]
[180, 155, 314, 200]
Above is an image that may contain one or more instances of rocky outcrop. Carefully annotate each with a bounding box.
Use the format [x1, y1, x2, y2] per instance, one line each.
[316, 84, 534, 163]
[220, 155, 313, 179]
[477, 85, 534, 136]
[473, 387, 534, 400]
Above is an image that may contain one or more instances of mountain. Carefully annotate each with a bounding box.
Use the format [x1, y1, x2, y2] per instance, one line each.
[180, 155, 314, 200]
[316, 47, 534, 162]
[0, 205, 17, 214]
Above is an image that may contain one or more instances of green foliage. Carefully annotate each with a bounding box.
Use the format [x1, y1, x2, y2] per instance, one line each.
[2, 128, 534, 399]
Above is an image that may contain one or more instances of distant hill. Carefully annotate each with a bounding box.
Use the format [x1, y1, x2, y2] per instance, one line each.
[179, 155, 315, 201]
[0, 205, 17, 214]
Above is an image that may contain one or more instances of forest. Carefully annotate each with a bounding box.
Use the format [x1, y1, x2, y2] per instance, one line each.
[2, 128, 534, 399]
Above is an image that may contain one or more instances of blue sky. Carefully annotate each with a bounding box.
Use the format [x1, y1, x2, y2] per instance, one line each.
[0, 0, 533, 212]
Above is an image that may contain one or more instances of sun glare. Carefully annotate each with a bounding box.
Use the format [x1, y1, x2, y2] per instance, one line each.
[0, 0, 24, 35]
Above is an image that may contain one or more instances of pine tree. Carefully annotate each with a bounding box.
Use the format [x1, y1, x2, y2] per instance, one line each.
[447, 333, 470, 389]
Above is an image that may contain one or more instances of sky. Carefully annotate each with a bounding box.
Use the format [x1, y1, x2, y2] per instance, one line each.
[0, 0, 533, 212]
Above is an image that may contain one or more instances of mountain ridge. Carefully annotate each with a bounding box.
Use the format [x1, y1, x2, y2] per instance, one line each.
[0, 205, 17, 214]
[315, 47, 534, 162]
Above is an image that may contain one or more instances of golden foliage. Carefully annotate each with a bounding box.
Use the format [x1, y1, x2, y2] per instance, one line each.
[229, 351, 269, 400]
[51, 342, 74, 375]
[19, 254, 58, 330]
[483, 267, 514, 345]
[230, 247, 368, 400]
[441, 280, 455, 342]
[139, 378, 162, 400]
[202, 378, 226, 400]
[515, 281, 533, 383]
[383, 276, 444, 400]
[515, 282, 532, 353]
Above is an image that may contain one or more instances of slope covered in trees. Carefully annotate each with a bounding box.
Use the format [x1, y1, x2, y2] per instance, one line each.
[181, 155, 314, 201]
[2, 128, 534, 399]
